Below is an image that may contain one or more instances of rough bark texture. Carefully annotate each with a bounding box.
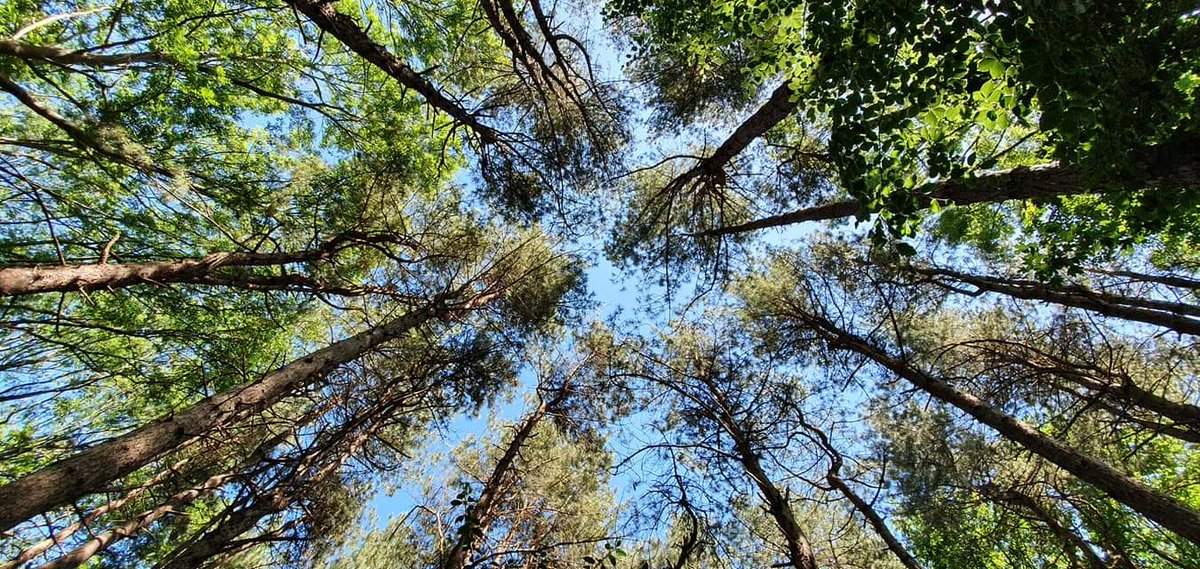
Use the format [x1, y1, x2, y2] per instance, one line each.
[698, 84, 797, 175]
[0, 231, 409, 296]
[970, 339, 1200, 437]
[1, 251, 307, 296]
[439, 387, 568, 569]
[284, 0, 495, 142]
[704, 139, 1200, 236]
[155, 405, 387, 569]
[702, 380, 818, 569]
[0, 40, 164, 66]
[992, 489, 1110, 569]
[917, 266, 1200, 337]
[0, 299, 449, 531]
[795, 309, 1200, 546]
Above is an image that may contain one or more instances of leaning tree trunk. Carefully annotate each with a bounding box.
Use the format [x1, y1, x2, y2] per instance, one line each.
[283, 0, 495, 142]
[439, 386, 570, 569]
[825, 473, 924, 569]
[0, 456, 194, 569]
[970, 339, 1200, 440]
[793, 410, 922, 569]
[987, 488, 1110, 569]
[914, 266, 1200, 337]
[0, 290, 495, 531]
[155, 393, 394, 569]
[700, 379, 819, 569]
[0, 231, 405, 296]
[703, 137, 1200, 237]
[793, 309, 1200, 546]
[29, 395, 346, 569]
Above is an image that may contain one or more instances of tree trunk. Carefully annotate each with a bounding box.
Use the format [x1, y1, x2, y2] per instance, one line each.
[971, 339, 1200, 437]
[916, 265, 1200, 336]
[703, 139, 1200, 237]
[0, 231, 405, 296]
[798, 411, 922, 569]
[283, 0, 495, 143]
[793, 309, 1200, 546]
[0, 293, 468, 531]
[990, 488, 1109, 569]
[439, 387, 569, 569]
[154, 399, 390, 569]
[0, 457, 193, 569]
[694, 84, 797, 177]
[729, 430, 819, 569]
[29, 396, 346, 569]
[826, 474, 923, 569]
[701, 380, 819, 569]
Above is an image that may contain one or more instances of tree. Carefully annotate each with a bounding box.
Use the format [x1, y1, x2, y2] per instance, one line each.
[0, 226, 580, 532]
[4, 0, 1200, 567]
[327, 352, 624, 569]
[605, 0, 1200, 275]
[735, 239, 1200, 548]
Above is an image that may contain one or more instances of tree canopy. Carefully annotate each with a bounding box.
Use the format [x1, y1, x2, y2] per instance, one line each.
[1, 1, 1198, 568]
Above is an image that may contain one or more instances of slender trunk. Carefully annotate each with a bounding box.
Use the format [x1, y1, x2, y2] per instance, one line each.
[0, 295, 461, 531]
[703, 140, 1200, 237]
[155, 403, 388, 569]
[0, 251, 311, 296]
[0, 457, 191, 569]
[991, 489, 1108, 569]
[670, 509, 702, 569]
[971, 340, 1200, 436]
[30, 395, 345, 569]
[1086, 268, 1200, 291]
[696, 84, 797, 176]
[35, 442, 280, 569]
[439, 388, 568, 569]
[793, 309, 1200, 546]
[702, 381, 818, 569]
[0, 40, 164, 66]
[917, 265, 1200, 336]
[283, 0, 496, 143]
[798, 412, 921, 569]
[730, 430, 818, 569]
[0, 231, 406, 296]
[826, 475, 923, 569]
[661, 84, 799, 204]
[157, 492, 287, 569]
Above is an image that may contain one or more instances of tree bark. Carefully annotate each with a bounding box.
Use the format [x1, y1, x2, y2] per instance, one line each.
[28, 394, 348, 569]
[703, 139, 1200, 237]
[701, 379, 819, 569]
[696, 84, 797, 176]
[154, 394, 394, 569]
[283, 0, 496, 143]
[439, 387, 569, 569]
[916, 265, 1200, 336]
[0, 457, 192, 569]
[826, 473, 922, 569]
[729, 428, 818, 569]
[989, 488, 1109, 569]
[797, 412, 922, 569]
[0, 291, 478, 531]
[0, 232, 410, 296]
[35, 446, 276, 569]
[0, 40, 164, 66]
[968, 339, 1200, 437]
[792, 308, 1200, 546]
